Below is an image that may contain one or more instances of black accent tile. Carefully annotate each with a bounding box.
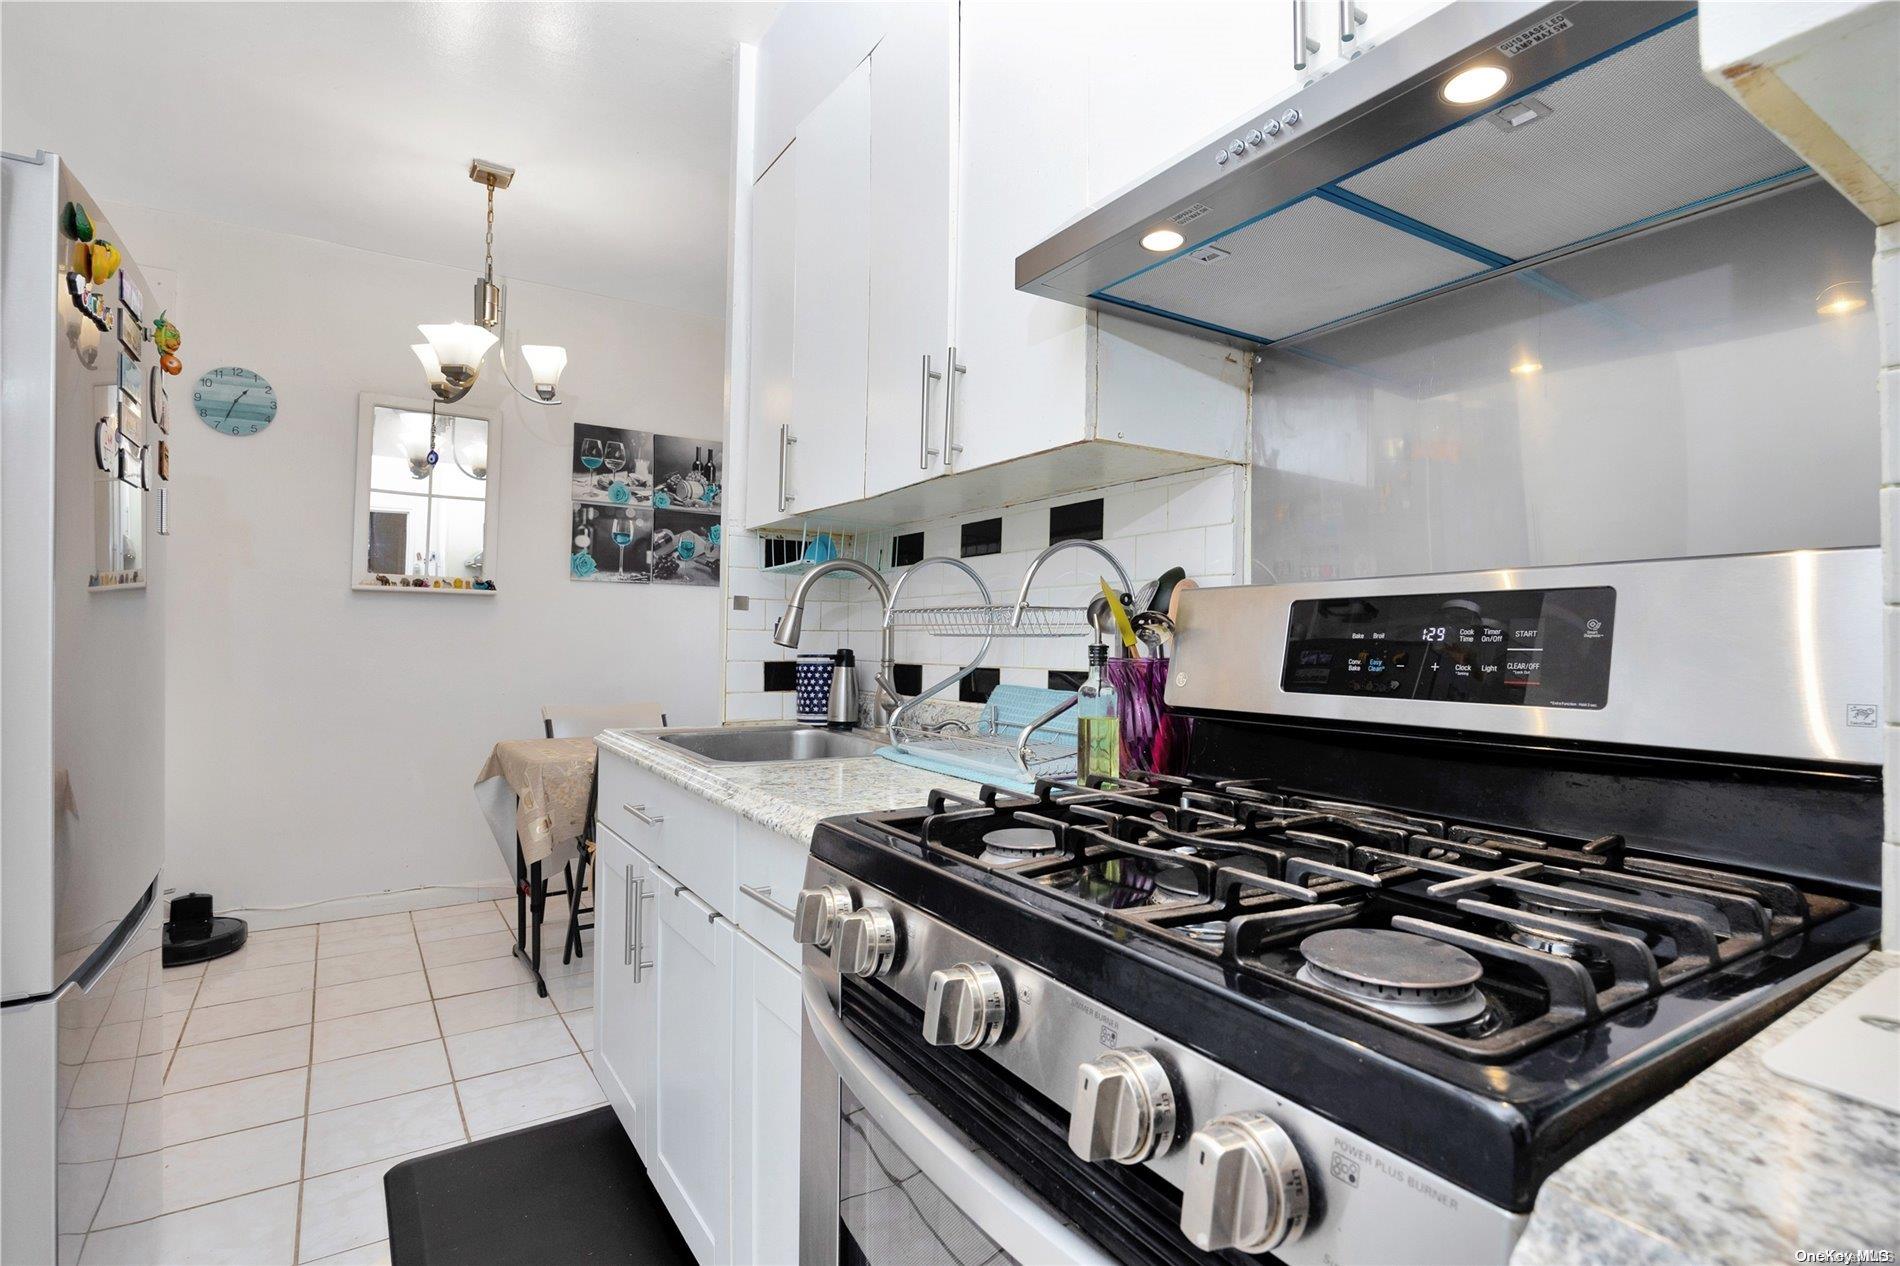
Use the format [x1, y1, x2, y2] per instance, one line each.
[893, 663, 923, 695]
[1049, 498, 1104, 545]
[959, 667, 1001, 703]
[763, 661, 797, 692]
[892, 531, 925, 568]
[1046, 670, 1087, 693]
[960, 517, 1002, 558]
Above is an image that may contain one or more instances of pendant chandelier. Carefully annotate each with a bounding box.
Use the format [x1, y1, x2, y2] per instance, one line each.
[413, 159, 568, 406]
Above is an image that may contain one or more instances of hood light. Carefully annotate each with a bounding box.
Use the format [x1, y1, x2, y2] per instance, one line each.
[1815, 283, 1868, 317]
[1141, 228, 1186, 253]
[1443, 65, 1508, 104]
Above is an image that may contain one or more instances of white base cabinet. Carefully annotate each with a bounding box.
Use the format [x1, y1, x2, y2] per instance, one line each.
[730, 929, 803, 1266]
[650, 876, 736, 1265]
[593, 751, 807, 1266]
[592, 824, 655, 1155]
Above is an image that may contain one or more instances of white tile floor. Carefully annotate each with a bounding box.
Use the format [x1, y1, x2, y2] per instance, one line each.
[55, 899, 601, 1265]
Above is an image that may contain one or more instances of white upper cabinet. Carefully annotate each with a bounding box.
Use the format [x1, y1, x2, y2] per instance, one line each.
[787, 58, 874, 516]
[863, 3, 959, 499]
[744, 145, 797, 530]
[736, 0, 1255, 528]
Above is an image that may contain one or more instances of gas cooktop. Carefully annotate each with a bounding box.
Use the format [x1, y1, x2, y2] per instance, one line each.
[855, 771, 1853, 1062]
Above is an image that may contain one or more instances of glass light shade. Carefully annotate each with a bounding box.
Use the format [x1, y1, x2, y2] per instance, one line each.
[411, 343, 447, 386]
[520, 344, 568, 391]
[418, 322, 498, 373]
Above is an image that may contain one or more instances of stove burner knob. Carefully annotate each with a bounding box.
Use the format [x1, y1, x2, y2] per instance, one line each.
[1178, 1112, 1310, 1255]
[791, 884, 852, 949]
[832, 907, 898, 978]
[923, 962, 1006, 1049]
[1067, 1048, 1177, 1165]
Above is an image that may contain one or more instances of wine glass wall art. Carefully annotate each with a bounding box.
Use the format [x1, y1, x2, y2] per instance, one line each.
[568, 423, 720, 587]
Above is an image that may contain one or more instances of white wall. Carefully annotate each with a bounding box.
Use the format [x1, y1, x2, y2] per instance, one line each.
[102, 203, 727, 920]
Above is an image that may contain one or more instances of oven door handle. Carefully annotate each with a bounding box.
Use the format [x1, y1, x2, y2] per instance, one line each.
[801, 973, 1115, 1266]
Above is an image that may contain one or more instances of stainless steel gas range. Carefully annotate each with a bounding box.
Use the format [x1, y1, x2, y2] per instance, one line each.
[793, 548, 1884, 1266]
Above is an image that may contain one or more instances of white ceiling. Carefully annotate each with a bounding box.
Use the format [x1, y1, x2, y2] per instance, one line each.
[0, 2, 777, 317]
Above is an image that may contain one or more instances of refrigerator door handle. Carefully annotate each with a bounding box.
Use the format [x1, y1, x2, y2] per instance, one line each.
[9, 880, 158, 1008]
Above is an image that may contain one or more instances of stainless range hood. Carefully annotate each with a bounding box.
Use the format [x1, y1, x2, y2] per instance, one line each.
[1016, 2, 1809, 348]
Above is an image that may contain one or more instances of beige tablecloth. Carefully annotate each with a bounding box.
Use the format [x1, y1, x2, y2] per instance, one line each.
[473, 737, 596, 867]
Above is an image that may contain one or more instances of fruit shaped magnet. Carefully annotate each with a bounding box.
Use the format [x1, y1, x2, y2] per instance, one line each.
[60, 201, 94, 242]
[159, 351, 182, 376]
[152, 312, 180, 354]
[73, 239, 121, 285]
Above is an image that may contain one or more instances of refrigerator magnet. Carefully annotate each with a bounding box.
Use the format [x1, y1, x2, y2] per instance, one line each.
[118, 352, 140, 400]
[93, 416, 118, 472]
[118, 271, 144, 322]
[152, 384, 170, 434]
[117, 310, 142, 359]
[116, 390, 142, 441]
[156, 487, 171, 536]
[157, 440, 170, 482]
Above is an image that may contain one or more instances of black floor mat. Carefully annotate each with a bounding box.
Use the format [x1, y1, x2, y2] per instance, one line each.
[385, 1106, 694, 1265]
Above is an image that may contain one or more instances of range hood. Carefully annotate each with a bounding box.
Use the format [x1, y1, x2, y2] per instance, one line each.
[1016, 2, 1810, 348]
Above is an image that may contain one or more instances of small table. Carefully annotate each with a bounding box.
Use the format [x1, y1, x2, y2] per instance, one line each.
[474, 737, 596, 997]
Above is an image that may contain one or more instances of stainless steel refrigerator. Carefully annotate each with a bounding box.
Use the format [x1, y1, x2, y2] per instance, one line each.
[2, 151, 167, 1263]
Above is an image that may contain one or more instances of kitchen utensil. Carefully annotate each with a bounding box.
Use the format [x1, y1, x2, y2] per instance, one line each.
[1131, 610, 1175, 654]
[1148, 566, 1187, 614]
[827, 648, 859, 729]
[1133, 578, 1160, 614]
[1166, 577, 1199, 623]
[1099, 578, 1139, 655]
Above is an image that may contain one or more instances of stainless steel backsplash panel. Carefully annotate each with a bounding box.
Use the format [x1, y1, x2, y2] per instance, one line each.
[1249, 180, 1879, 584]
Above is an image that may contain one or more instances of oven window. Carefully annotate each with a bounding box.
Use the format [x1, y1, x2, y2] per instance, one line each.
[838, 1085, 1016, 1266]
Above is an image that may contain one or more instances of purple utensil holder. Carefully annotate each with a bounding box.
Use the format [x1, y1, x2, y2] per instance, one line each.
[1103, 656, 1190, 777]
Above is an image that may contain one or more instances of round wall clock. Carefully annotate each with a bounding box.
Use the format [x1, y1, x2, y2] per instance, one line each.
[193, 366, 277, 436]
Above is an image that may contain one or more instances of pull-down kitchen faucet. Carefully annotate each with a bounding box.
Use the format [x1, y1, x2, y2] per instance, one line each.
[773, 559, 899, 725]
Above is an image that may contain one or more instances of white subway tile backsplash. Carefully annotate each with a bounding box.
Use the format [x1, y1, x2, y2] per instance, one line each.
[724, 692, 785, 723]
[724, 469, 1245, 709]
[727, 628, 790, 662]
[1105, 482, 1170, 538]
[1167, 470, 1235, 530]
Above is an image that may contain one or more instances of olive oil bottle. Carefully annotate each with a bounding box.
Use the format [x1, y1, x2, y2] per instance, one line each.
[1076, 643, 1120, 781]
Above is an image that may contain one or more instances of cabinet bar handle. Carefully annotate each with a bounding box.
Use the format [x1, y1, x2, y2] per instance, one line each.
[943, 347, 966, 466]
[777, 425, 797, 511]
[740, 883, 796, 923]
[1338, 0, 1365, 43]
[623, 803, 665, 827]
[630, 873, 656, 980]
[634, 866, 649, 965]
[1293, 1, 1320, 69]
[918, 354, 943, 469]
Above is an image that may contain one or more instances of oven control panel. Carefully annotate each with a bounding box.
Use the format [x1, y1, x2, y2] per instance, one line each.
[1280, 586, 1615, 710]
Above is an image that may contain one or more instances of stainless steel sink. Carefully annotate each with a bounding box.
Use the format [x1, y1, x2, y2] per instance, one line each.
[646, 724, 883, 765]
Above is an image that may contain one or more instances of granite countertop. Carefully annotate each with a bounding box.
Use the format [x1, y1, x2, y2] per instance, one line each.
[1512, 948, 1900, 1266]
[595, 725, 985, 844]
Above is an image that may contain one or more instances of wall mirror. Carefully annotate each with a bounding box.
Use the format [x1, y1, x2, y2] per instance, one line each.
[352, 393, 500, 592]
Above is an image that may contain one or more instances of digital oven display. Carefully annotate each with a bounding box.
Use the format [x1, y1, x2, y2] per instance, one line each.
[1281, 586, 1616, 710]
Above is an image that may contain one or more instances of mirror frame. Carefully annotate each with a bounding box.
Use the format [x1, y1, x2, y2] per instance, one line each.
[351, 392, 501, 594]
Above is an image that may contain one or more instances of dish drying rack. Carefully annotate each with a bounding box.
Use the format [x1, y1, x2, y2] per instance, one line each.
[876, 541, 1132, 789]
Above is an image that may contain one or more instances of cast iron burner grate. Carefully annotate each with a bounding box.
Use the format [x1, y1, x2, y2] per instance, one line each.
[857, 772, 1848, 1060]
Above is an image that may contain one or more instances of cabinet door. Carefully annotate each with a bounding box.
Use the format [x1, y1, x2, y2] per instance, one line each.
[729, 931, 802, 1266]
[744, 144, 798, 530]
[1350, 1, 1450, 48]
[788, 58, 873, 515]
[862, 2, 957, 497]
[592, 826, 656, 1159]
[948, 2, 1091, 474]
[650, 877, 736, 1265]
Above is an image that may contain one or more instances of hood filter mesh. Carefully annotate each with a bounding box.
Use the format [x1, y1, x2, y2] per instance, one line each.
[1092, 14, 1806, 346]
[1099, 196, 1488, 344]
[1337, 17, 1802, 261]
